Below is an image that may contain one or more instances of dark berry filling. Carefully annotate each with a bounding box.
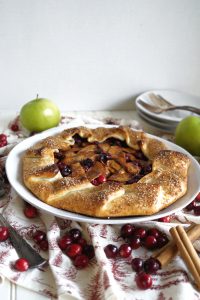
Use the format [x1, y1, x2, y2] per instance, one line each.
[57, 162, 72, 177]
[98, 152, 111, 164]
[81, 158, 94, 171]
[54, 151, 65, 160]
[73, 134, 87, 145]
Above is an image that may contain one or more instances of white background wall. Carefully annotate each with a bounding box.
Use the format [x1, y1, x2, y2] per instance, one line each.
[0, 0, 200, 111]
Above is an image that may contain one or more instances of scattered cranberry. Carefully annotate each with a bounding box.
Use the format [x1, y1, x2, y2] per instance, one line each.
[66, 244, 82, 258]
[120, 224, 135, 238]
[0, 134, 7, 142]
[131, 258, 144, 273]
[14, 258, 29, 272]
[24, 205, 38, 218]
[195, 193, 200, 202]
[82, 244, 95, 259]
[33, 230, 46, 243]
[39, 240, 49, 251]
[11, 124, 19, 132]
[144, 257, 161, 274]
[135, 272, 152, 290]
[0, 134, 7, 147]
[0, 226, 9, 241]
[129, 236, 141, 250]
[104, 244, 118, 259]
[119, 243, 132, 258]
[147, 228, 161, 239]
[133, 228, 147, 239]
[185, 200, 198, 211]
[158, 216, 171, 223]
[58, 235, 72, 250]
[156, 235, 169, 248]
[144, 235, 157, 249]
[77, 237, 87, 247]
[69, 228, 82, 242]
[73, 254, 89, 269]
[194, 206, 200, 216]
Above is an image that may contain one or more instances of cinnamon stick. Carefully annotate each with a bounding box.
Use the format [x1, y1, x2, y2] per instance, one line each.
[170, 226, 200, 290]
[153, 224, 200, 267]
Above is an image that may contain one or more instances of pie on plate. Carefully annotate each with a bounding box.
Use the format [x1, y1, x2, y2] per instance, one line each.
[22, 126, 191, 218]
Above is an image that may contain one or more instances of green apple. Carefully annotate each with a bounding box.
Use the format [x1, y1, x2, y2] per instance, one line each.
[20, 96, 61, 132]
[175, 115, 200, 156]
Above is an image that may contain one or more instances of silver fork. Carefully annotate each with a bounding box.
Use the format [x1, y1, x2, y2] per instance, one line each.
[0, 213, 47, 268]
[138, 94, 200, 115]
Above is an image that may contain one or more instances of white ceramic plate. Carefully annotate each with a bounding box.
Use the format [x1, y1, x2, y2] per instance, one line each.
[137, 110, 177, 132]
[6, 124, 200, 224]
[136, 90, 200, 123]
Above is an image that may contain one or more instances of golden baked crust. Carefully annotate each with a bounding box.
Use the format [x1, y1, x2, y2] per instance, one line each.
[22, 126, 190, 217]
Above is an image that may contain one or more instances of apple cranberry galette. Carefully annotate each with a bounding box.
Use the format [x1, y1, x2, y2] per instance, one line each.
[23, 126, 190, 217]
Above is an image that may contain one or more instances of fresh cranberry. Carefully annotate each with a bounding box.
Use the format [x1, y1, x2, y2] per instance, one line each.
[120, 224, 135, 238]
[33, 230, 46, 243]
[156, 235, 169, 248]
[0, 226, 9, 241]
[73, 254, 89, 269]
[104, 244, 118, 259]
[119, 243, 132, 258]
[0, 134, 7, 142]
[77, 237, 87, 247]
[158, 216, 171, 222]
[135, 272, 152, 290]
[82, 244, 95, 259]
[97, 175, 106, 184]
[24, 205, 38, 218]
[11, 124, 19, 131]
[185, 200, 198, 211]
[147, 228, 161, 239]
[57, 162, 72, 177]
[133, 228, 147, 239]
[144, 236, 157, 249]
[66, 243, 82, 258]
[0, 134, 7, 147]
[131, 258, 144, 273]
[69, 228, 82, 242]
[39, 240, 49, 251]
[58, 235, 72, 250]
[81, 158, 93, 171]
[195, 193, 200, 202]
[14, 258, 29, 272]
[129, 236, 141, 250]
[144, 257, 161, 274]
[194, 206, 200, 216]
[91, 175, 106, 185]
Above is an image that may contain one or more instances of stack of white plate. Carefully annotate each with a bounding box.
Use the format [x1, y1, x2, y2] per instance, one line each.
[135, 90, 200, 132]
